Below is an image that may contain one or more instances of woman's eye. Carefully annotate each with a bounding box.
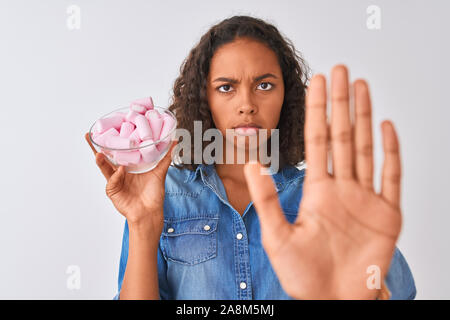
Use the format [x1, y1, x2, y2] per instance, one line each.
[257, 82, 273, 91]
[218, 84, 233, 93]
[217, 82, 274, 93]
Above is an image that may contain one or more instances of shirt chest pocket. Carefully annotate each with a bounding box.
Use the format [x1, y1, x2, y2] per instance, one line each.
[161, 217, 218, 266]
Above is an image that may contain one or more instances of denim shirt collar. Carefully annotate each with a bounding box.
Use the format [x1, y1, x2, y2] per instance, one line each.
[185, 162, 302, 193]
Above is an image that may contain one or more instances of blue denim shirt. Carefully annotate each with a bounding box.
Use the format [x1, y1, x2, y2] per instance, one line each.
[113, 163, 416, 300]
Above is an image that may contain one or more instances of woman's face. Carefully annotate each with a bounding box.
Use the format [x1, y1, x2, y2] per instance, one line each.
[206, 37, 285, 154]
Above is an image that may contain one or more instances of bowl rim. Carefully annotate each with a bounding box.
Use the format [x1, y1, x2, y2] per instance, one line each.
[89, 105, 177, 151]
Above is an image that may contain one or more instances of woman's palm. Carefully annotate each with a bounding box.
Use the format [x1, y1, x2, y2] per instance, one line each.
[265, 179, 401, 299]
[109, 169, 167, 217]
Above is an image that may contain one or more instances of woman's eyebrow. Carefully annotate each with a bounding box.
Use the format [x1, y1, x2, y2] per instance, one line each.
[212, 73, 278, 84]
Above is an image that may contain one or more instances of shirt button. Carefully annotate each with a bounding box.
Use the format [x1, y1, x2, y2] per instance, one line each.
[203, 225, 210, 231]
[240, 282, 247, 290]
[167, 227, 174, 233]
[236, 233, 243, 240]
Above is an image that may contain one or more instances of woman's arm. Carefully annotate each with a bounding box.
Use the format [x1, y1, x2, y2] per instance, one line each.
[118, 216, 162, 300]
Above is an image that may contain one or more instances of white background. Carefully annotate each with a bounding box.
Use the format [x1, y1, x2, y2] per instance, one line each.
[0, 0, 448, 299]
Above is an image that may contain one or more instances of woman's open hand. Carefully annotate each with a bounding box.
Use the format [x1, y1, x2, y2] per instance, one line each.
[244, 65, 401, 299]
[85, 133, 177, 234]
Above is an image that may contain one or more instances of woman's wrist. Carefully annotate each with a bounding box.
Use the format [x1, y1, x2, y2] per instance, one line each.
[128, 214, 163, 245]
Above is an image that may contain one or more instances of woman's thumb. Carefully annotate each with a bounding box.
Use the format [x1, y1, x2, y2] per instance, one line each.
[106, 166, 125, 199]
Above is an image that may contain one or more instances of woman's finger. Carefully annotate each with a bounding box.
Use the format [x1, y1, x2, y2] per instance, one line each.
[106, 165, 126, 199]
[151, 140, 178, 181]
[330, 65, 354, 180]
[85, 132, 98, 155]
[96, 152, 115, 180]
[244, 161, 291, 253]
[304, 74, 329, 182]
[353, 79, 374, 190]
[86, 132, 117, 180]
[380, 120, 402, 209]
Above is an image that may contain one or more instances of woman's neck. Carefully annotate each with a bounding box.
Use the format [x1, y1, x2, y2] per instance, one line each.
[214, 138, 270, 184]
[214, 163, 247, 185]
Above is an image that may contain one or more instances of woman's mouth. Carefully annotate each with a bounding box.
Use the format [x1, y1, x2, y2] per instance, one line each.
[234, 126, 260, 136]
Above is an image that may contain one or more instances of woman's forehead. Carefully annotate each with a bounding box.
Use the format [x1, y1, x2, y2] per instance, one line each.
[212, 38, 276, 61]
[209, 40, 281, 80]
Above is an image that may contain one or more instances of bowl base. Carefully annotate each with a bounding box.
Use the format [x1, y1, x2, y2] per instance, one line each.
[122, 146, 171, 174]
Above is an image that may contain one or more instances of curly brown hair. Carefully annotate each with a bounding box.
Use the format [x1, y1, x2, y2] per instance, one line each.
[168, 15, 311, 171]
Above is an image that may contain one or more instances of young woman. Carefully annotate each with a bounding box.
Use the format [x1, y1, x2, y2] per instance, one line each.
[86, 16, 416, 299]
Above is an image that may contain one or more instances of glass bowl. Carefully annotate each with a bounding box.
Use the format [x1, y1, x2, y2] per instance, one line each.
[89, 106, 177, 174]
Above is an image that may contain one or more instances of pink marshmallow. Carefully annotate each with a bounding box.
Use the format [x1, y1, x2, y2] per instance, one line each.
[94, 115, 124, 134]
[128, 128, 141, 144]
[158, 115, 175, 141]
[111, 112, 127, 121]
[130, 103, 147, 114]
[113, 150, 141, 165]
[125, 110, 140, 124]
[145, 109, 161, 120]
[132, 96, 154, 109]
[119, 122, 135, 138]
[93, 127, 119, 146]
[154, 115, 175, 151]
[105, 135, 137, 149]
[135, 114, 153, 141]
[139, 140, 160, 163]
[146, 111, 164, 141]
[156, 140, 170, 152]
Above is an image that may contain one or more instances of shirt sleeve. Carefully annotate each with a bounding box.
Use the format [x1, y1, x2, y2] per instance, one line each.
[157, 238, 171, 300]
[112, 219, 129, 300]
[112, 219, 170, 300]
[385, 246, 417, 299]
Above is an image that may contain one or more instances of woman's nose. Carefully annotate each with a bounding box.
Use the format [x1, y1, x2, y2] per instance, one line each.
[239, 105, 256, 114]
[237, 90, 257, 115]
